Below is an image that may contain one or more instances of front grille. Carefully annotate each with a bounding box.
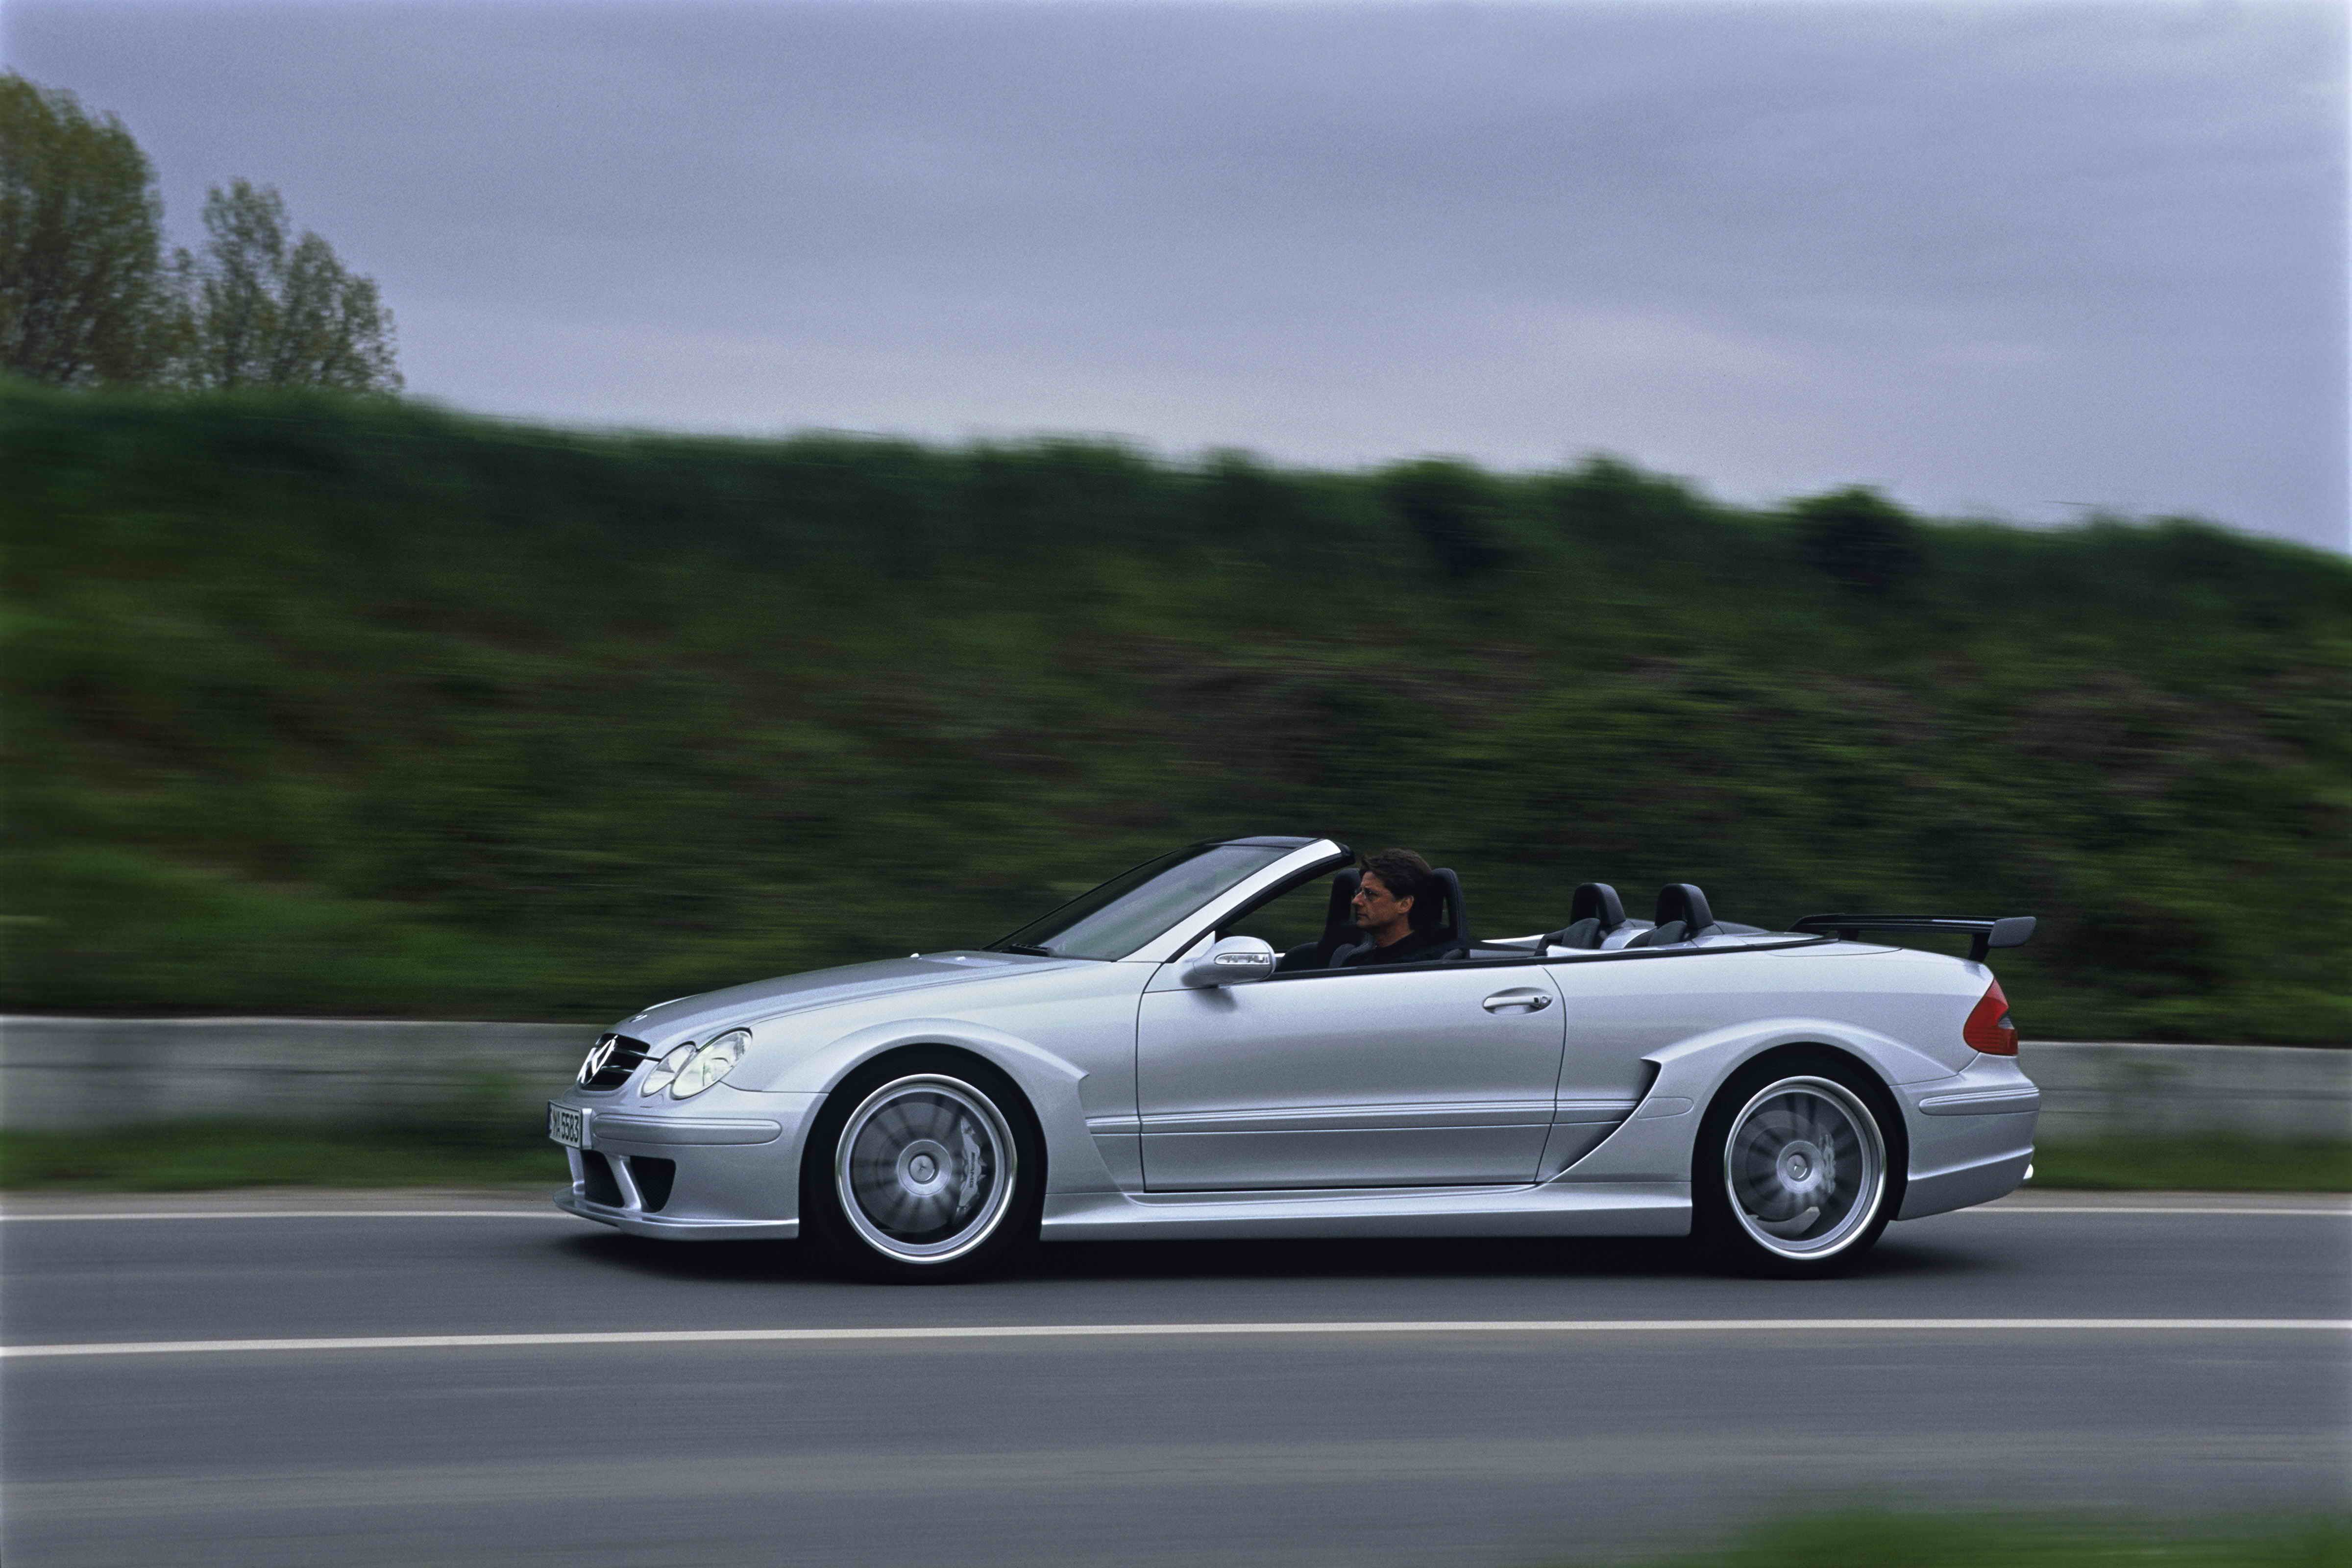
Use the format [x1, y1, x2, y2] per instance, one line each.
[579, 1033, 655, 1091]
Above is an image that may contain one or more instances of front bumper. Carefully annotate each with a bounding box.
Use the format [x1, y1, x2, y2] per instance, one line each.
[549, 1086, 822, 1241]
[555, 1185, 801, 1240]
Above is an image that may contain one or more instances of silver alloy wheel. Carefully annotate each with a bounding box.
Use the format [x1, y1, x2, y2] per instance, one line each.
[1722, 1075, 1886, 1260]
[835, 1074, 1018, 1264]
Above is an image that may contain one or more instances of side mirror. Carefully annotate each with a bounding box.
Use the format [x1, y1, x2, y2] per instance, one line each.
[1180, 934, 1277, 988]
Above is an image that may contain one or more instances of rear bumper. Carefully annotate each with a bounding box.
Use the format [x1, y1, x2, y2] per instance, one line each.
[1896, 1056, 2038, 1220]
[1897, 1132, 2034, 1220]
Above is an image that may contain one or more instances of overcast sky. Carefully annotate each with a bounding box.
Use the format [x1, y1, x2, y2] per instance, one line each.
[8, 0, 2346, 547]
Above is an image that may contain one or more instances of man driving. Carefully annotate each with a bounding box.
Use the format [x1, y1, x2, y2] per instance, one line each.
[1338, 848, 1449, 966]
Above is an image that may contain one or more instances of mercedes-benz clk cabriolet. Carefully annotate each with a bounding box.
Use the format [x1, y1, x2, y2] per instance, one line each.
[546, 836, 2038, 1279]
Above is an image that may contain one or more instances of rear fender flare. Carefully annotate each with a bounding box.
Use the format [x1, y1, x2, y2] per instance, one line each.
[1560, 1017, 1941, 1183]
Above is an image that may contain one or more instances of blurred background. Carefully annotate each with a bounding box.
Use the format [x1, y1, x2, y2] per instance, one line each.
[5, 390, 2348, 1042]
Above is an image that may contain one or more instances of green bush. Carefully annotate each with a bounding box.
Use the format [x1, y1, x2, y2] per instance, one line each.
[1790, 486, 1925, 594]
[4, 382, 2347, 1038]
[1617, 1511, 2352, 1568]
[2030, 1136, 2352, 1193]
[1382, 457, 1513, 579]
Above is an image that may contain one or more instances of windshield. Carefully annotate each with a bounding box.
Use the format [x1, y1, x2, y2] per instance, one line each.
[989, 843, 1295, 960]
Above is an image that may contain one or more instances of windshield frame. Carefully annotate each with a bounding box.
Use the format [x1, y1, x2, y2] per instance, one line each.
[987, 839, 1343, 962]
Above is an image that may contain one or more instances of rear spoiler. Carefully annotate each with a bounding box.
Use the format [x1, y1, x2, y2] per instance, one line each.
[1789, 914, 2036, 963]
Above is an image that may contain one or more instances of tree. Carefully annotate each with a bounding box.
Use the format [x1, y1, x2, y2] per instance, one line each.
[1791, 486, 1925, 595]
[1, 74, 401, 396]
[166, 179, 401, 393]
[1383, 458, 1513, 579]
[0, 72, 170, 386]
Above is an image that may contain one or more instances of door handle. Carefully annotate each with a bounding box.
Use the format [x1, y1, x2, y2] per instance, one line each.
[1482, 988, 1553, 1013]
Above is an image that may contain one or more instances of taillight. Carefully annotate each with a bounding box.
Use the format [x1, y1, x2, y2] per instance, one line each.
[1963, 979, 2019, 1055]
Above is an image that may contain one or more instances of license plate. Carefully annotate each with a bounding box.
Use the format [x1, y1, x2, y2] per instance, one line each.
[547, 1103, 588, 1149]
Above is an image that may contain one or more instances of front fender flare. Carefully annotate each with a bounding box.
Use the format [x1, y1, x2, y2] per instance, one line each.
[760, 1018, 1116, 1196]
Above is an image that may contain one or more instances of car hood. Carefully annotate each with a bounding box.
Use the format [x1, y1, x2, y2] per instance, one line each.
[611, 952, 1078, 1048]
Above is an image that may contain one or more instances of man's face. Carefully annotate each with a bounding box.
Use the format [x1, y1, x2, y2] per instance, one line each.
[1351, 872, 1414, 931]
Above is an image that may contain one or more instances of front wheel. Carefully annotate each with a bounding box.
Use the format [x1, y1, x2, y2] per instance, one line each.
[802, 1054, 1041, 1282]
[1694, 1060, 1899, 1276]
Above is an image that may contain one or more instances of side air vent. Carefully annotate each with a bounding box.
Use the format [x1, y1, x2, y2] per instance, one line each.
[1542, 1060, 1662, 1177]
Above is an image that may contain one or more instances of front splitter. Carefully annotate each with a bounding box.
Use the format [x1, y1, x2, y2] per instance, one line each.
[555, 1190, 799, 1241]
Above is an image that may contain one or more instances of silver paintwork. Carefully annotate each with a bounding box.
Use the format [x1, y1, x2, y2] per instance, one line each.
[1137, 958, 1566, 1190]
[547, 836, 2038, 1249]
[1180, 935, 1278, 988]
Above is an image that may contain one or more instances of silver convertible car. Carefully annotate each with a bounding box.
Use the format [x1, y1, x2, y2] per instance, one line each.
[547, 836, 2039, 1279]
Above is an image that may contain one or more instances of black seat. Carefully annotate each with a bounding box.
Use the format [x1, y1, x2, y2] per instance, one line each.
[1542, 882, 1626, 950]
[1427, 867, 1470, 958]
[1626, 883, 1721, 948]
[1276, 868, 1362, 973]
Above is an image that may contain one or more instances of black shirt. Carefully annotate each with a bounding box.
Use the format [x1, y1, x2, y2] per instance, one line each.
[1339, 928, 1450, 967]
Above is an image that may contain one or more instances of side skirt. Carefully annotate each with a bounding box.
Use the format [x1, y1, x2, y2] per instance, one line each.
[1039, 1180, 1690, 1241]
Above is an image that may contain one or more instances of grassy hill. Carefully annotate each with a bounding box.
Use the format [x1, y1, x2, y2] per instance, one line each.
[4, 383, 2345, 1042]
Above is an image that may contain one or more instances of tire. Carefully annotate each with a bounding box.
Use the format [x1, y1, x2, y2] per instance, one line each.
[801, 1051, 1043, 1283]
[1692, 1052, 1903, 1277]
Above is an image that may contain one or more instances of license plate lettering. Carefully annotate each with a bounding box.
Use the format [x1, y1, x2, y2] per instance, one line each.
[547, 1103, 588, 1149]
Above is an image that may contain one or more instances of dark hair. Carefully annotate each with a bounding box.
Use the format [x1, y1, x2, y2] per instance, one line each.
[1359, 848, 1438, 931]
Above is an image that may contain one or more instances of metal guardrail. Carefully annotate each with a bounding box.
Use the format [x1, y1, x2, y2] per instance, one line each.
[0, 1017, 2346, 1139]
[2023, 1042, 2352, 1142]
[0, 1017, 590, 1131]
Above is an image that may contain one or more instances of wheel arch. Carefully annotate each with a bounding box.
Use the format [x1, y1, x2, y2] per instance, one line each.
[1689, 1040, 1911, 1213]
[812, 1039, 1050, 1159]
[1561, 1017, 1933, 1187]
[794, 1040, 1053, 1277]
[789, 1020, 1118, 1206]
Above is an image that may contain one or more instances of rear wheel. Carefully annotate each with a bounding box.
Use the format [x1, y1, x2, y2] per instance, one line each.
[802, 1053, 1041, 1282]
[1694, 1057, 1898, 1276]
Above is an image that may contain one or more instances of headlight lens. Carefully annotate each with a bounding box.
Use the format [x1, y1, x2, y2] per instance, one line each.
[639, 1043, 696, 1097]
[671, 1029, 749, 1099]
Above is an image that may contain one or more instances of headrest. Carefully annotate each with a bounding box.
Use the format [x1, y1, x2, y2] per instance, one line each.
[1569, 882, 1626, 932]
[1653, 883, 1715, 933]
[1322, 868, 1362, 931]
[1430, 867, 1469, 954]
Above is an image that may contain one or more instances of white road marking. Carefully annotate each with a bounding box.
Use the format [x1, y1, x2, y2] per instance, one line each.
[0, 1200, 2341, 1223]
[0, 1209, 568, 1222]
[5, 1318, 2347, 1360]
[1966, 1204, 2350, 1217]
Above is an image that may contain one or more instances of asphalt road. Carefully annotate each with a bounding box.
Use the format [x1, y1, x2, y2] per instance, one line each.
[3, 1191, 2346, 1568]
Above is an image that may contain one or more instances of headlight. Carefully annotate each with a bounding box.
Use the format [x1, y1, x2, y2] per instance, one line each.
[671, 1029, 749, 1099]
[638, 1043, 697, 1097]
